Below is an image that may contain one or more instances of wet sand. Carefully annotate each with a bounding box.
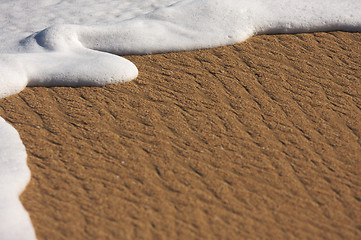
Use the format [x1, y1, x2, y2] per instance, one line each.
[0, 31, 361, 239]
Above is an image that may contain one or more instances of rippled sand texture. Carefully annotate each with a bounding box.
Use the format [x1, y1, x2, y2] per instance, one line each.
[0, 31, 361, 239]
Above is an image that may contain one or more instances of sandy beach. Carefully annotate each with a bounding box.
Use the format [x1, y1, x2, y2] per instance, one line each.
[0, 31, 360, 239]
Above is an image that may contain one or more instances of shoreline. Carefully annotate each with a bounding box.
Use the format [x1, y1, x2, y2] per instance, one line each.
[1, 31, 361, 239]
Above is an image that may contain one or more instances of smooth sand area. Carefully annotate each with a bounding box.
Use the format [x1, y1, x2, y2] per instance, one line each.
[0, 31, 360, 239]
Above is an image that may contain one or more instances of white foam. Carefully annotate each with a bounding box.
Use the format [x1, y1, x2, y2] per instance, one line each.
[0, 0, 360, 97]
[0, 0, 360, 239]
[0, 118, 36, 240]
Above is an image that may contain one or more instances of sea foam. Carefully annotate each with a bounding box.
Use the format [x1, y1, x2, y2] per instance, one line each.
[0, 0, 360, 239]
[1, 0, 360, 98]
[0, 118, 36, 240]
